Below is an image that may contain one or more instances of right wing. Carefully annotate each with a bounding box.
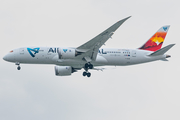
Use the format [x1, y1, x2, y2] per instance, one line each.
[75, 16, 131, 61]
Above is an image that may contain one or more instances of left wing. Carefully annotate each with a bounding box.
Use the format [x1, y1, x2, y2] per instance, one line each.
[75, 16, 131, 62]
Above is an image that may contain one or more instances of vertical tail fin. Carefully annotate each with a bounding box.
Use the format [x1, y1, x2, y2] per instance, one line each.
[139, 25, 170, 51]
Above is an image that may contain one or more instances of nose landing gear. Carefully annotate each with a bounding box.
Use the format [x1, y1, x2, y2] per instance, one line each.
[15, 62, 21, 70]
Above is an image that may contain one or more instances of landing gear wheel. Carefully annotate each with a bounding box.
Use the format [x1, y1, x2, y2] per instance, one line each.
[17, 66, 21, 70]
[83, 63, 93, 77]
[83, 72, 87, 76]
[89, 64, 93, 69]
[15, 62, 21, 70]
[84, 63, 93, 69]
[87, 73, 91, 77]
[82, 71, 91, 77]
[85, 63, 89, 69]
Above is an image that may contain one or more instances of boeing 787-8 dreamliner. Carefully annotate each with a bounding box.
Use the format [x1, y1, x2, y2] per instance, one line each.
[3, 16, 175, 77]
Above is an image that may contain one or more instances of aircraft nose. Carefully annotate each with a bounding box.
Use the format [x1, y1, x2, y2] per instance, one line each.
[3, 54, 8, 61]
[3, 53, 15, 62]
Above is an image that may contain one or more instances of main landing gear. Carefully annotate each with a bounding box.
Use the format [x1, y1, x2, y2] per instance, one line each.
[15, 62, 21, 70]
[83, 62, 93, 77]
[83, 71, 91, 77]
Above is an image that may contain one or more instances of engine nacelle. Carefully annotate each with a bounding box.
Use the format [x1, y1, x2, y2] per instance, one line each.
[57, 48, 76, 59]
[55, 66, 73, 76]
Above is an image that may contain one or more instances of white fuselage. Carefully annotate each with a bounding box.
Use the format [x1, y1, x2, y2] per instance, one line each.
[3, 47, 166, 68]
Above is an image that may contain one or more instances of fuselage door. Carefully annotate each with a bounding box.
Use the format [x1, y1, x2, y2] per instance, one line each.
[19, 48, 24, 54]
[57, 48, 62, 59]
[47, 47, 52, 55]
[132, 50, 136, 57]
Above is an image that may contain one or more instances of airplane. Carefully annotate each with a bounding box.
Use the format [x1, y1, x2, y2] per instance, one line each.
[3, 16, 175, 77]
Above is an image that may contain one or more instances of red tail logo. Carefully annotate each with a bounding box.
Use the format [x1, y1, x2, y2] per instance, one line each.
[139, 26, 170, 51]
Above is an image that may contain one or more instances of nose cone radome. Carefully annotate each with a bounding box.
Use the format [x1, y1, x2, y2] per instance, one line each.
[3, 54, 8, 61]
[3, 53, 15, 62]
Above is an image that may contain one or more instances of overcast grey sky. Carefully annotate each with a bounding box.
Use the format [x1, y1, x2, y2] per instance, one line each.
[0, 0, 180, 120]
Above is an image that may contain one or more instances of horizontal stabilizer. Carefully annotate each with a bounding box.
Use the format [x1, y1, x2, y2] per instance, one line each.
[92, 67, 117, 71]
[149, 44, 175, 56]
[161, 58, 169, 61]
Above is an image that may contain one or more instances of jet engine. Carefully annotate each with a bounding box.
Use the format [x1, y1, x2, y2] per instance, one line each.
[55, 66, 76, 76]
